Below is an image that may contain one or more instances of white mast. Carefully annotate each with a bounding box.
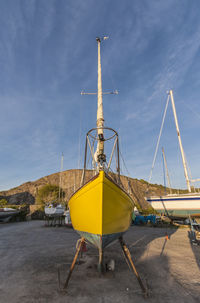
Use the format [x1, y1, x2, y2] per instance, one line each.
[59, 152, 64, 203]
[81, 36, 117, 172]
[97, 37, 104, 131]
[169, 90, 191, 192]
[95, 37, 106, 169]
[162, 147, 172, 194]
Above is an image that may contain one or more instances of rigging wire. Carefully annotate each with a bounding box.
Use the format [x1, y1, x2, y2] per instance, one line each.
[162, 150, 166, 194]
[148, 94, 170, 185]
[78, 98, 83, 170]
[177, 99, 200, 191]
[184, 151, 196, 192]
[119, 149, 133, 195]
[180, 99, 200, 121]
[120, 149, 131, 178]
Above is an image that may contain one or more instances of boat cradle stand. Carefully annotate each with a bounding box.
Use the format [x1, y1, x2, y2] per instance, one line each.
[58, 236, 148, 297]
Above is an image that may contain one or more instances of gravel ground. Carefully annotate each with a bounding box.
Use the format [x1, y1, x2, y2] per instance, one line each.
[0, 221, 199, 303]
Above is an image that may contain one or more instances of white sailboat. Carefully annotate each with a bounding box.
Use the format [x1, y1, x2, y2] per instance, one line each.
[58, 37, 147, 296]
[68, 37, 134, 250]
[44, 203, 65, 217]
[45, 153, 65, 217]
[146, 90, 200, 219]
[64, 209, 72, 226]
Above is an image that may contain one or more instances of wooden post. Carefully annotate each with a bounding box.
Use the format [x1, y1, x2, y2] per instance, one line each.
[119, 237, 148, 296]
[61, 238, 85, 291]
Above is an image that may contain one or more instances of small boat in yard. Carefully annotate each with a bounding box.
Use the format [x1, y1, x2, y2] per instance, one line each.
[64, 209, 72, 227]
[60, 37, 147, 296]
[146, 90, 200, 220]
[0, 207, 19, 222]
[44, 203, 65, 217]
[45, 154, 65, 219]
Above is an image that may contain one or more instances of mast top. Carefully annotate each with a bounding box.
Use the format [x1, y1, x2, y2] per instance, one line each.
[96, 36, 109, 43]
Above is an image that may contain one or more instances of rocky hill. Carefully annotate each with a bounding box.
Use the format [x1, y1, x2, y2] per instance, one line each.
[0, 169, 178, 210]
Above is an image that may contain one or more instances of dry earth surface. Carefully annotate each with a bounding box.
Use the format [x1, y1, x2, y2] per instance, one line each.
[0, 221, 199, 303]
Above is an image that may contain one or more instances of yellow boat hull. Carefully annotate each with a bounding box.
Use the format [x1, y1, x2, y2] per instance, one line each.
[68, 171, 134, 248]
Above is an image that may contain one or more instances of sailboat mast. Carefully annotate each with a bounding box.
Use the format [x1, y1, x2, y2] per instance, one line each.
[59, 153, 64, 203]
[97, 37, 104, 131]
[96, 37, 105, 168]
[169, 90, 191, 192]
[162, 147, 172, 194]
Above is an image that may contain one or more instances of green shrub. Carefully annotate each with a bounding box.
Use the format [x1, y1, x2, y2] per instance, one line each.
[36, 184, 65, 210]
[0, 199, 8, 207]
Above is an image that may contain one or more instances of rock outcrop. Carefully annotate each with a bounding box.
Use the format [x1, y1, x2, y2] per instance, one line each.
[0, 169, 170, 209]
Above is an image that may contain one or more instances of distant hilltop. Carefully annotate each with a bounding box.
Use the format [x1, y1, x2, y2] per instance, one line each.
[0, 169, 187, 210]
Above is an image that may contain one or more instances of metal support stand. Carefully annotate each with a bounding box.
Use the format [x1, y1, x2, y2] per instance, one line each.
[119, 236, 148, 297]
[58, 237, 85, 292]
[189, 216, 200, 244]
[97, 246, 104, 273]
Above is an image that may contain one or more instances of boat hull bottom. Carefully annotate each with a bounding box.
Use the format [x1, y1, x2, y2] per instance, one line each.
[155, 209, 200, 219]
[76, 230, 125, 250]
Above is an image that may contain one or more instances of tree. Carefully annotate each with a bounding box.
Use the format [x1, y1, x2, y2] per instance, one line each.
[0, 199, 8, 207]
[36, 184, 62, 209]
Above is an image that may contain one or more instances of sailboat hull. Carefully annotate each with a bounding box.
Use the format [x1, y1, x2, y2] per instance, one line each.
[77, 231, 124, 249]
[0, 208, 19, 222]
[68, 171, 134, 249]
[146, 194, 200, 218]
[44, 204, 65, 217]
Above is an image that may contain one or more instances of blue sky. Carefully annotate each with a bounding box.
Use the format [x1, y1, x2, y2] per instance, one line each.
[1, 0, 200, 190]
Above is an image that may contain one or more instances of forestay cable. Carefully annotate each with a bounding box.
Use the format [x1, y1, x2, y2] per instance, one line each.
[148, 94, 170, 184]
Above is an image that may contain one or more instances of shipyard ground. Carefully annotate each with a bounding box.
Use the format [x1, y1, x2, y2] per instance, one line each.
[0, 221, 199, 303]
